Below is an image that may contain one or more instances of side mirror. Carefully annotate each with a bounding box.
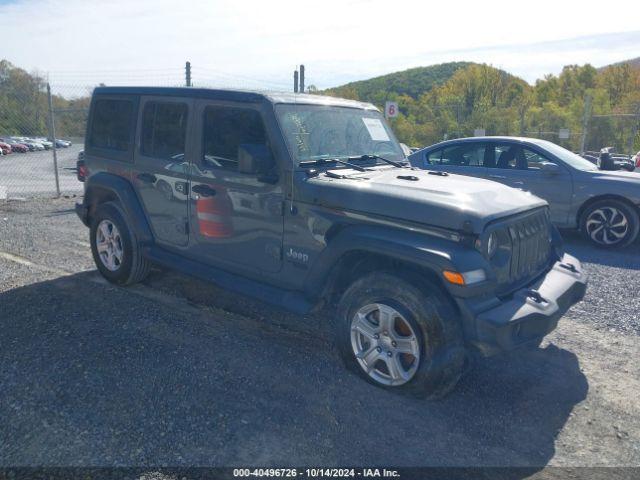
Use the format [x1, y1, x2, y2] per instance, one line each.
[541, 161, 560, 176]
[238, 144, 278, 183]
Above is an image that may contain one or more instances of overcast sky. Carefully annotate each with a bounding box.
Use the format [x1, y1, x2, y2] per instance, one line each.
[1, 0, 639, 91]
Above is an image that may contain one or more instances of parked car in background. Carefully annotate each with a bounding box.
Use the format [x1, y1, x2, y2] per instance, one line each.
[0, 142, 11, 155]
[0, 138, 28, 153]
[53, 139, 71, 148]
[409, 137, 640, 248]
[634, 150, 640, 168]
[35, 137, 53, 150]
[23, 140, 46, 151]
[582, 149, 636, 172]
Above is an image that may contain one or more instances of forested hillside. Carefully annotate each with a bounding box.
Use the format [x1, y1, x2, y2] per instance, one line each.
[324, 62, 472, 104]
[324, 62, 640, 152]
[0, 60, 89, 138]
[2, 58, 639, 152]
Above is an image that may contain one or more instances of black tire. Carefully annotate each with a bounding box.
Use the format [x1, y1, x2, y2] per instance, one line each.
[580, 199, 639, 248]
[90, 202, 151, 285]
[335, 272, 465, 399]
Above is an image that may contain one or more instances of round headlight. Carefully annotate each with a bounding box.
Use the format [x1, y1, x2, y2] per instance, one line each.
[487, 232, 498, 258]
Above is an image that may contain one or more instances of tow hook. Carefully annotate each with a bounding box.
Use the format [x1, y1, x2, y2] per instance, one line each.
[559, 262, 578, 273]
[526, 289, 546, 304]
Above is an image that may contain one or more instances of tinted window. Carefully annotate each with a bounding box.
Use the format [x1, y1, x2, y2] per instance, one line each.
[426, 149, 442, 164]
[90, 99, 133, 151]
[202, 106, 267, 171]
[521, 148, 550, 170]
[428, 143, 485, 166]
[494, 144, 520, 169]
[141, 102, 188, 159]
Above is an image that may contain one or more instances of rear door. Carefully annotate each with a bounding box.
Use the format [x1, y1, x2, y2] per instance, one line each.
[132, 96, 193, 247]
[187, 101, 284, 274]
[422, 142, 488, 179]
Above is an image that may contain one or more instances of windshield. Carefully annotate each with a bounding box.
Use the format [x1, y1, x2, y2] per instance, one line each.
[275, 104, 405, 167]
[538, 140, 598, 171]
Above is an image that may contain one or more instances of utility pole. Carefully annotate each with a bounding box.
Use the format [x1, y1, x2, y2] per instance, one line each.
[299, 64, 305, 93]
[580, 94, 592, 153]
[185, 61, 192, 87]
[294, 68, 299, 93]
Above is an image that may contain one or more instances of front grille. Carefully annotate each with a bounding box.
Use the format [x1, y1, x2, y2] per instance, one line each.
[493, 208, 552, 293]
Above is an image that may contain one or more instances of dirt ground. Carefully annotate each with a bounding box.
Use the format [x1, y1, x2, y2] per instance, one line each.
[0, 197, 638, 476]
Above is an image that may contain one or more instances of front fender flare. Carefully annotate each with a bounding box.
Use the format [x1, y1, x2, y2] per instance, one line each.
[304, 224, 488, 298]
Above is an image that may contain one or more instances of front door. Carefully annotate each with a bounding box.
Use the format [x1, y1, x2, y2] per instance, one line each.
[133, 96, 193, 247]
[187, 101, 284, 274]
[487, 143, 573, 225]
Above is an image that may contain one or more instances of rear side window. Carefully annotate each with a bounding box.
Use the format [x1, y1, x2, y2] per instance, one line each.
[141, 102, 188, 159]
[89, 99, 134, 151]
[428, 144, 485, 166]
[202, 106, 267, 171]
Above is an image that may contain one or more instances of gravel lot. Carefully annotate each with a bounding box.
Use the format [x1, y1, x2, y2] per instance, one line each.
[0, 197, 639, 474]
[0, 144, 83, 198]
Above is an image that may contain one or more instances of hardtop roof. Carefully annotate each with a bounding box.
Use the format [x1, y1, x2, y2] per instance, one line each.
[92, 86, 378, 110]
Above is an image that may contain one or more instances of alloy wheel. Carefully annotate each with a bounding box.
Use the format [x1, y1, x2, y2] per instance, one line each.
[96, 220, 124, 271]
[585, 207, 629, 245]
[350, 303, 421, 386]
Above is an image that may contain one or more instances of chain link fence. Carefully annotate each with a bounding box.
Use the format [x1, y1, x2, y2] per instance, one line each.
[2, 72, 639, 199]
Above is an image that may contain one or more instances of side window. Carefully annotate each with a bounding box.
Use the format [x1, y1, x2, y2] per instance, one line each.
[494, 144, 519, 169]
[89, 98, 133, 151]
[202, 106, 267, 171]
[521, 148, 550, 170]
[425, 149, 442, 165]
[141, 102, 188, 160]
[439, 144, 486, 166]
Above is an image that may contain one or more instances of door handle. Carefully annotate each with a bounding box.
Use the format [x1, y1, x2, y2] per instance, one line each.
[137, 173, 157, 183]
[192, 184, 217, 197]
[489, 174, 506, 179]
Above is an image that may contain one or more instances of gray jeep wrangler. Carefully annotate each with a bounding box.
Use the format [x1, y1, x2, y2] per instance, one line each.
[76, 87, 587, 397]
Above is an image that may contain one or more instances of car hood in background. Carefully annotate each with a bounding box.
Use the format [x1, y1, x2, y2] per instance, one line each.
[302, 167, 547, 234]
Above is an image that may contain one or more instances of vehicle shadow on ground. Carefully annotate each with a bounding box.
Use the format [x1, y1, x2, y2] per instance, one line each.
[0, 271, 587, 475]
[562, 230, 640, 270]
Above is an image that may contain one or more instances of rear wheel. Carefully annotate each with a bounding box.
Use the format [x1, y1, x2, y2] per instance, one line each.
[580, 199, 639, 248]
[336, 272, 465, 398]
[90, 202, 150, 285]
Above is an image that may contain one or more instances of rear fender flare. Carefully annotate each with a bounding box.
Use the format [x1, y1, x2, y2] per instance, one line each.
[83, 172, 154, 244]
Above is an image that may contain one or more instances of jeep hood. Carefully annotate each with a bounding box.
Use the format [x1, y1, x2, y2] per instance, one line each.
[303, 167, 547, 234]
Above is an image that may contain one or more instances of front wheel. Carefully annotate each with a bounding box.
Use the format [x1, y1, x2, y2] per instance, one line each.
[335, 272, 465, 398]
[580, 199, 639, 248]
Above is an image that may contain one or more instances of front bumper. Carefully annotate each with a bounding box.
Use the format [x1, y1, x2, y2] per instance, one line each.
[469, 253, 587, 355]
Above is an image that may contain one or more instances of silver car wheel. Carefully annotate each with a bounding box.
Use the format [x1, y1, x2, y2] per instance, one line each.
[585, 207, 629, 245]
[350, 303, 421, 386]
[96, 220, 124, 271]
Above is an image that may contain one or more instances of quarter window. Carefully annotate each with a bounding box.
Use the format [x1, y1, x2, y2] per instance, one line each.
[202, 106, 267, 171]
[141, 102, 188, 160]
[89, 99, 134, 151]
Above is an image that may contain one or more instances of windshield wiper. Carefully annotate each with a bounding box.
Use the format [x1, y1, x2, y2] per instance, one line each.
[299, 158, 368, 172]
[351, 154, 408, 168]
